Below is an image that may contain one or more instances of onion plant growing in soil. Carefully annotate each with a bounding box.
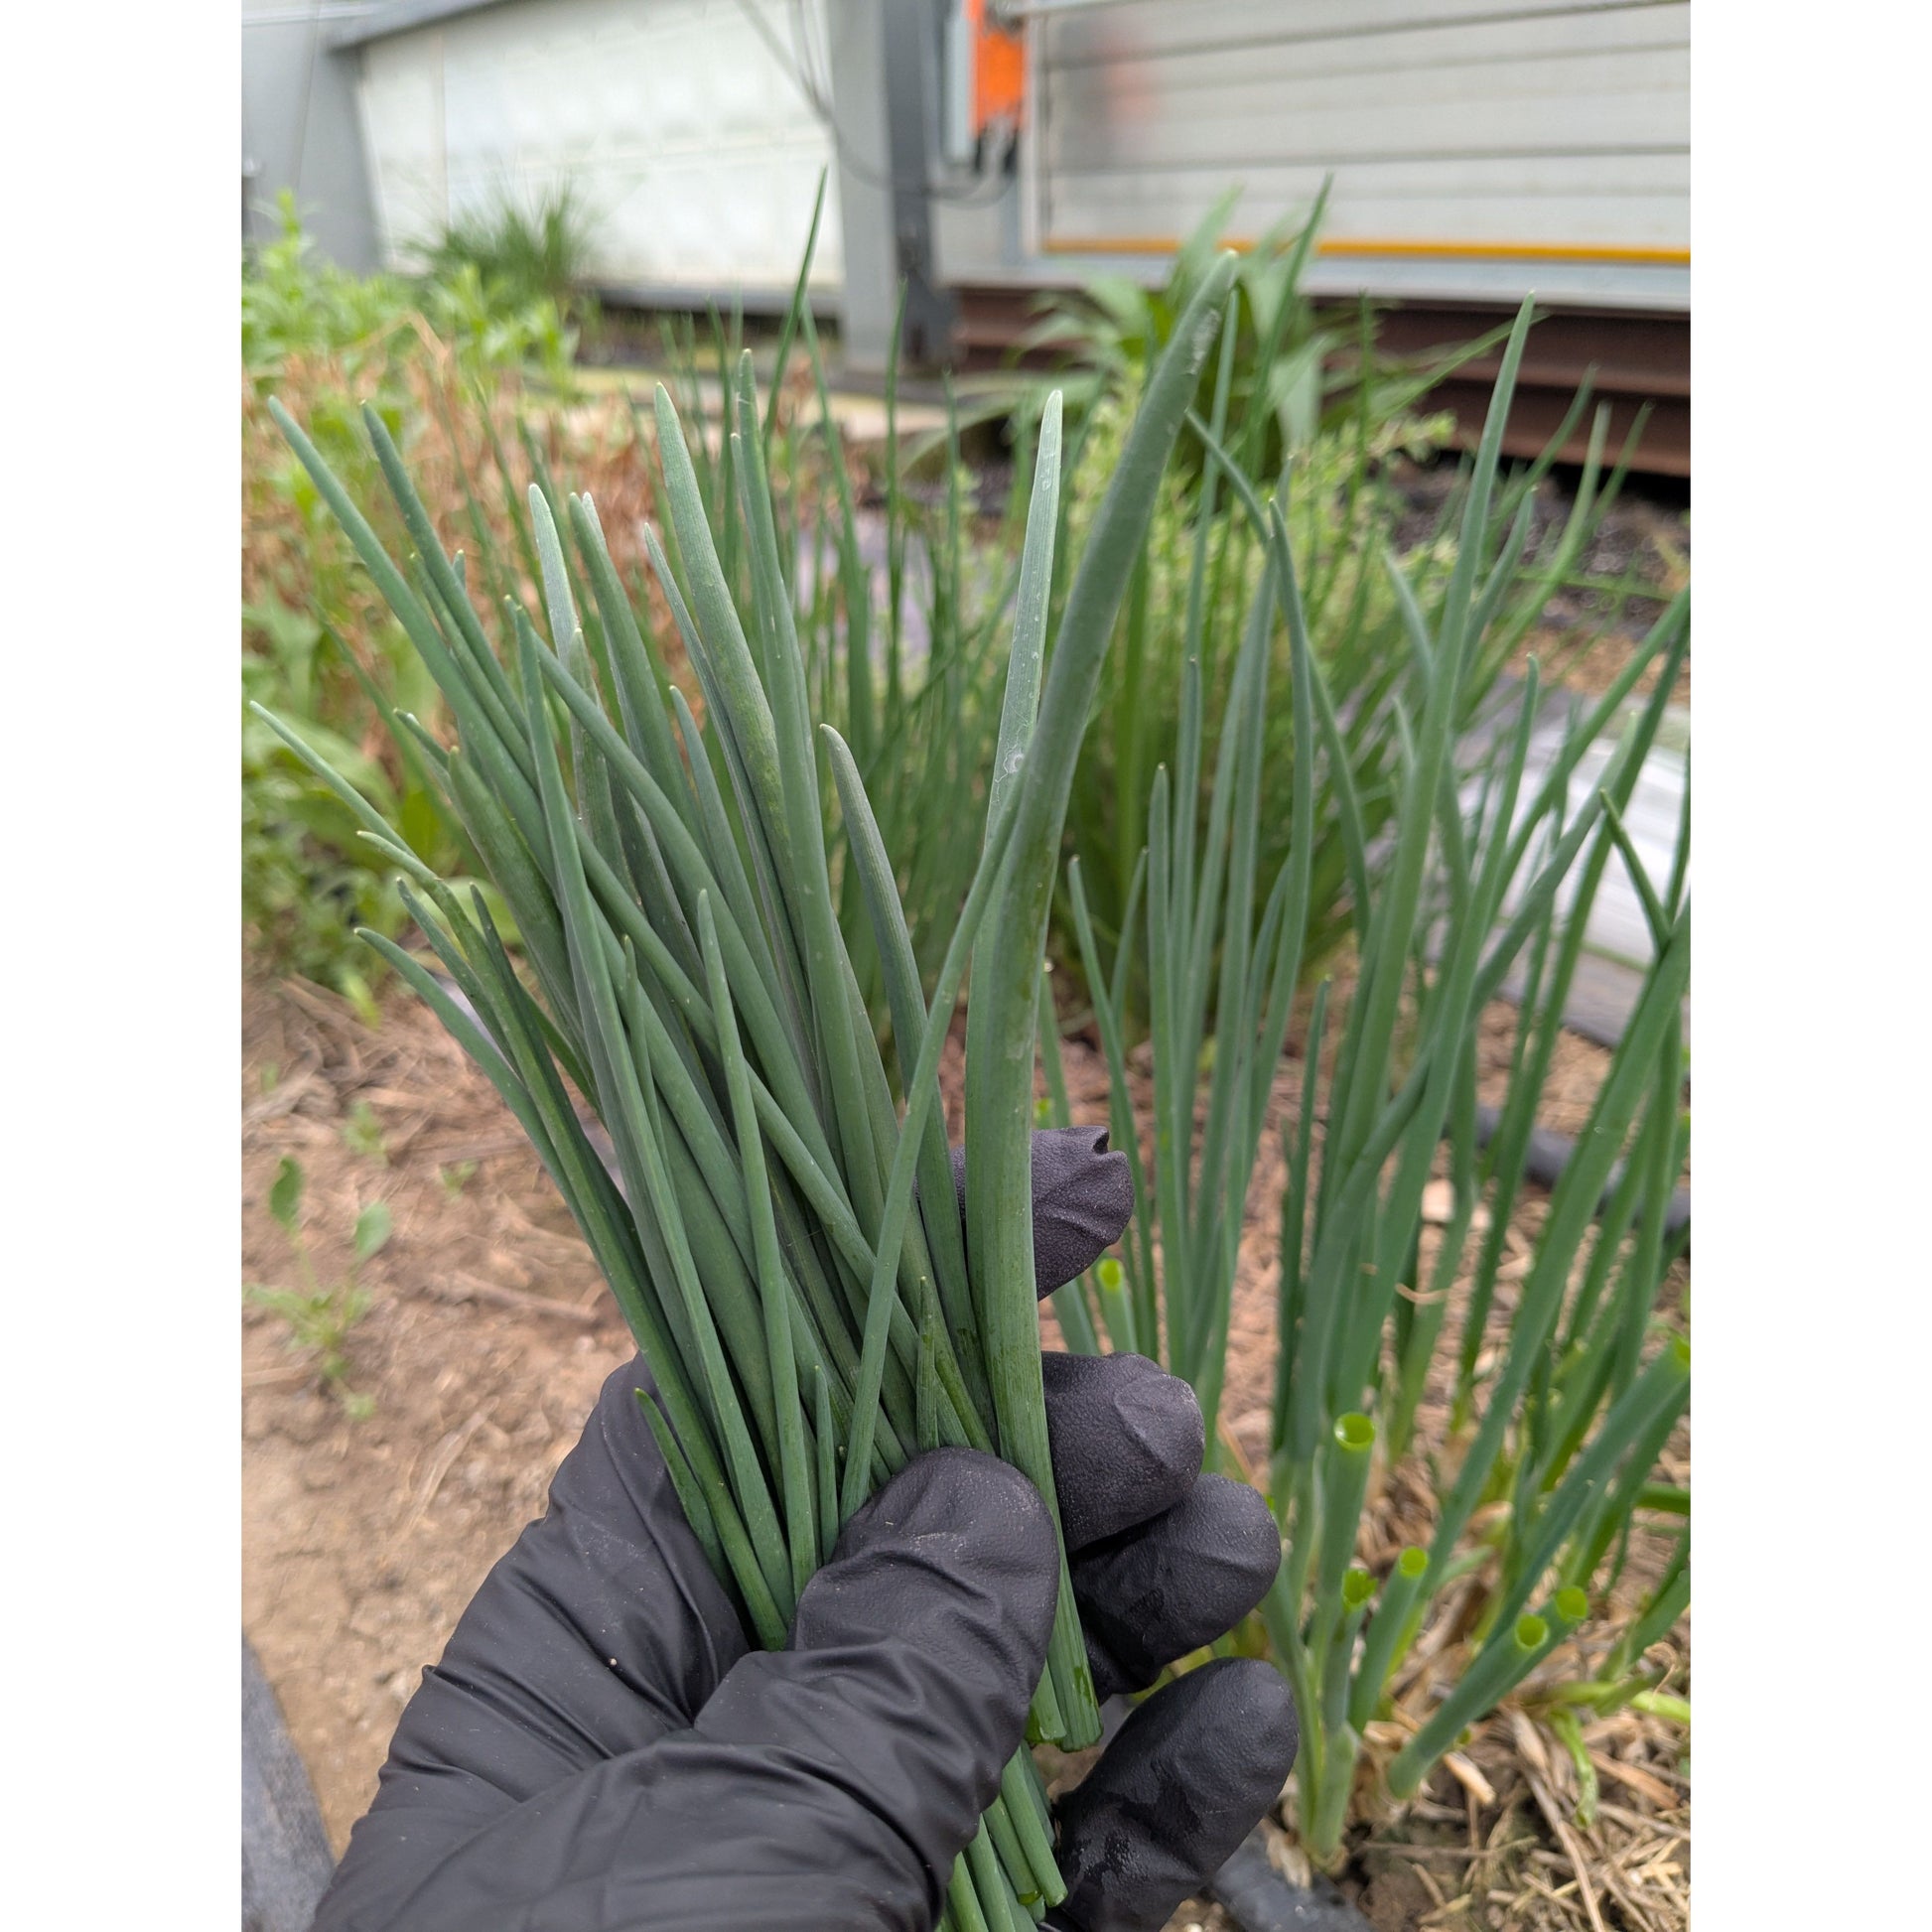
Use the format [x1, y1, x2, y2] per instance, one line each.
[1029, 192, 1654, 1028]
[259, 244, 1240, 1927]
[1057, 301, 1690, 1865]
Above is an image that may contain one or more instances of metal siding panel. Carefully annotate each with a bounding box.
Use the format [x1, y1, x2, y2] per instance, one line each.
[244, 17, 385, 270]
[1035, 0, 1690, 268]
[1053, 180, 1687, 250]
[1040, 0, 1677, 67]
[1043, 50, 1690, 173]
[356, 0, 842, 294]
[1042, 12, 1690, 117]
[1048, 151, 1689, 205]
[360, 31, 449, 262]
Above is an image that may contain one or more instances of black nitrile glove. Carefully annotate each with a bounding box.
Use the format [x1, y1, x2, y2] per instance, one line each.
[311, 1127, 1296, 1932]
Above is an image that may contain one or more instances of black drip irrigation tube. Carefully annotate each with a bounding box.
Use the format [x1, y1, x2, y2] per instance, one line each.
[1473, 1101, 1691, 1245]
[1206, 1829, 1373, 1931]
[243, 1634, 336, 1932]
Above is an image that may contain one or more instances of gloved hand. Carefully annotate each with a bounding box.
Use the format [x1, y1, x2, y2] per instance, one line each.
[311, 1127, 1297, 1932]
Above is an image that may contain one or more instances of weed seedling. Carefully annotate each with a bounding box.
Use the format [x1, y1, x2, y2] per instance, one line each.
[342, 1099, 389, 1165]
[438, 1160, 479, 1198]
[247, 1157, 391, 1416]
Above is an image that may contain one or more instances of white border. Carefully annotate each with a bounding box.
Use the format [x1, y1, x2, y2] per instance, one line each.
[8, 5, 237, 1920]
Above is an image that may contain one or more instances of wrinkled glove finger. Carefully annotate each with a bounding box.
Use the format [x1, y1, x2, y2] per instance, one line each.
[1069, 1474, 1283, 1699]
[1048, 1659, 1299, 1932]
[1040, 1351, 1204, 1550]
[950, 1124, 1136, 1299]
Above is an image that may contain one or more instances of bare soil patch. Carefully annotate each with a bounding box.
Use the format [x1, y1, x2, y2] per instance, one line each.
[242, 979, 636, 1850]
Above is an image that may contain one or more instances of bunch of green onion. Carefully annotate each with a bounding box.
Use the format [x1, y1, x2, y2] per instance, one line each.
[257, 255, 1238, 1928]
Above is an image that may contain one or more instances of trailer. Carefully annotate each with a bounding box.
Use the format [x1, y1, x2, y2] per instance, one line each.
[948, 1, 1690, 472]
[318, 0, 1691, 470]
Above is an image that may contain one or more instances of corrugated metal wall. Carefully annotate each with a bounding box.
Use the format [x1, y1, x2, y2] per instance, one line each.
[1030, 0, 1688, 295]
[354, 0, 843, 298]
[243, 2, 383, 271]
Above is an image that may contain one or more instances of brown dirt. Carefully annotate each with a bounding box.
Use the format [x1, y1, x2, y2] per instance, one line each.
[242, 977, 638, 1851]
[243, 975, 1686, 1929]
[1505, 623, 1690, 715]
[1387, 464, 1691, 713]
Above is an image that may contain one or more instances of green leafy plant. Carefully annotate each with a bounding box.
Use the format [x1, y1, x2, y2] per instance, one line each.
[1019, 186, 1500, 486]
[244, 190, 577, 389]
[243, 200, 644, 994]
[642, 192, 1028, 1037]
[1057, 305, 1690, 1862]
[250, 185, 1689, 1868]
[639, 186, 1446, 1046]
[439, 1160, 480, 1198]
[629, 180, 1628, 1064]
[243, 195, 422, 381]
[240, 599, 421, 1010]
[420, 184, 600, 333]
[248, 1156, 393, 1417]
[1025, 188, 1324, 472]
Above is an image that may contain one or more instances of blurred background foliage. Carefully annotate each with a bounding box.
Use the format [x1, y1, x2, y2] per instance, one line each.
[242, 194, 639, 1004]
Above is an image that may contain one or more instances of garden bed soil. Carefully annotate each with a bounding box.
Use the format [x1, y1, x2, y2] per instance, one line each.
[243, 977, 1686, 1931]
[1384, 460, 1691, 716]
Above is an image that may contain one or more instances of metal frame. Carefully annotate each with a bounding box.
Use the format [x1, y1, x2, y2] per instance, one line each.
[330, 0, 514, 49]
[881, 0, 955, 362]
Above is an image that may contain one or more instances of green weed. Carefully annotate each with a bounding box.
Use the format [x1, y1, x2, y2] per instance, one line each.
[247, 1157, 392, 1416]
[420, 184, 600, 331]
[341, 1100, 390, 1165]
